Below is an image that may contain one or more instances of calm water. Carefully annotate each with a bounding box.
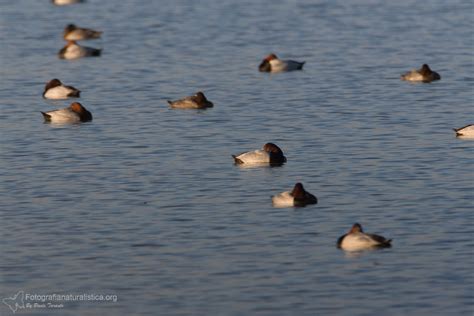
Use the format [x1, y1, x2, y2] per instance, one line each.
[1, 0, 473, 315]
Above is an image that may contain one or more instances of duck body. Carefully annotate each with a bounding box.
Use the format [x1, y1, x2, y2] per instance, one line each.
[43, 79, 80, 99]
[259, 54, 305, 72]
[232, 143, 286, 165]
[41, 102, 92, 123]
[272, 183, 318, 208]
[401, 64, 440, 83]
[233, 150, 271, 164]
[337, 223, 391, 251]
[271, 191, 295, 208]
[64, 24, 102, 41]
[167, 92, 213, 109]
[453, 124, 474, 137]
[52, 0, 84, 5]
[58, 41, 101, 60]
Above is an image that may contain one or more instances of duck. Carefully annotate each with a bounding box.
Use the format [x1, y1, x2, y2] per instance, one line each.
[42, 79, 80, 99]
[58, 41, 101, 60]
[258, 53, 305, 72]
[41, 102, 92, 123]
[52, 0, 84, 5]
[272, 183, 318, 208]
[337, 223, 392, 251]
[400, 64, 441, 82]
[453, 124, 474, 137]
[232, 143, 287, 165]
[64, 24, 102, 41]
[167, 92, 214, 109]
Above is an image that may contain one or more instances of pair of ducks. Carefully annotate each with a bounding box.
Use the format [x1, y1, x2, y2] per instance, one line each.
[259, 54, 441, 84]
[232, 143, 315, 206]
[160, 52, 321, 103]
[59, 24, 102, 60]
[52, 0, 99, 57]
[41, 79, 91, 123]
[272, 184, 392, 251]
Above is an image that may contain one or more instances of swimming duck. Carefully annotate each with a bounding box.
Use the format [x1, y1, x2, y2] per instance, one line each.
[52, 0, 84, 5]
[232, 143, 287, 165]
[41, 102, 92, 123]
[400, 64, 441, 82]
[167, 92, 214, 109]
[453, 124, 474, 137]
[58, 41, 101, 60]
[272, 183, 318, 208]
[43, 79, 80, 99]
[258, 53, 305, 72]
[64, 24, 102, 41]
[337, 223, 392, 251]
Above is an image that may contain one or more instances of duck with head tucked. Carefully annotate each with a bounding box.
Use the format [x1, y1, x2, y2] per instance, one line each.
[167, 91, 214, 109]
[337, 223, 392, 251]
[52, 0, 84, 5]
[64, 24, 102, 41]
[259, 53, 305, 73]
[58, 40, 101, 60]
[232, 143, 287, 166]
[41, 102, 92, 123]
[43, 78, 80, 99]
[272, 183, 318, 208]
[401, 64, 441, 83]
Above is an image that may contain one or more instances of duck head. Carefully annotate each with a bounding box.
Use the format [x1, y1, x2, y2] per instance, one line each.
[259, 53, 278, 72]
[419, 64, 432, 75]
[263, 142, 286, 164]
[195, 91, 213, 107]
[64, 24, 77, 33]
[44, 78, 62, 91]
[263, 142, 283, 154]
[349, 223, 363, 234]
[70, 102, 92, 121]
[291, 183, 318, 206]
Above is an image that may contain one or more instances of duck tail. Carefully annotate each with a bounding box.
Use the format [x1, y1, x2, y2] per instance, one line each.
[41, 112, 51, 121]
[232, 155, 243, 164]
[58, 47, 67, 59]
